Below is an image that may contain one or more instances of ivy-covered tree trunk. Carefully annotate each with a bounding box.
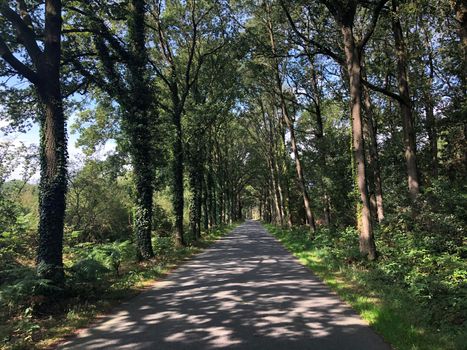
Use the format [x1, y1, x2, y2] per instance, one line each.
[0, 0, 67, 284]
[189, 150, 203, 240]
[36, 87, 67, 284]
[131, 127, 155, 260]
[127, 0, 155, 259]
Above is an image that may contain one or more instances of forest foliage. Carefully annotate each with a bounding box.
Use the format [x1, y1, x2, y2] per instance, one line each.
[0, 0, 466, 349]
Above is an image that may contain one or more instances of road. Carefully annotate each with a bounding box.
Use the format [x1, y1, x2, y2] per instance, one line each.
[59, 220, 390, 349]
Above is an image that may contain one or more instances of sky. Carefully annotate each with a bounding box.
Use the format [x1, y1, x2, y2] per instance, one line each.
[1, 113, 116, 182]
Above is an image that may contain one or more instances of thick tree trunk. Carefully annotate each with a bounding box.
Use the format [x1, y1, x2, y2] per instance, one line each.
[37, 92, 67, 284]
[35, 0, 67, 284]
[392, 0, 420, 200]
[133, 159, 155, 259]
[342, 24, 377, 260]
[128, 0, 155, 259]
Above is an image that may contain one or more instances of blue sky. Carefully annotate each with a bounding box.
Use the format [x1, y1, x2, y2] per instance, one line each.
[1, 112, 116, 181]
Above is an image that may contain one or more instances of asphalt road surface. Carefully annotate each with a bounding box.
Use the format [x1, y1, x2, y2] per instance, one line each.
[59, 220, 390, 350]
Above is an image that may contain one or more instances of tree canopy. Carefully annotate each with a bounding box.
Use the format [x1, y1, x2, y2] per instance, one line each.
[0, 0, 465, 348]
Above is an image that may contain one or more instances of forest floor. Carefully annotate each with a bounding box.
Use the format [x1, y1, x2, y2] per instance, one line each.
[57, 220, 390, 350]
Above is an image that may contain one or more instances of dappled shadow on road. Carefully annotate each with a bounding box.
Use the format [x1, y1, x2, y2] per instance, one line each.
[59, 221, 390, 350]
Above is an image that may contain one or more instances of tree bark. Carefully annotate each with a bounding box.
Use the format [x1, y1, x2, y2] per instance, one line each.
[127, 0, 155, 259]
[362, 65, 385, 223]
[392, 0, 420, 200]
[0, 0, 68, 284]
[424, 49, 438, 178]
[173, 108, 185, 246]
[265, 5, 316, 232]
[37, 89, 67, 284]
[341, 24, 377, 260]
[202, 174, 209, 230]
[453, 0, 467, 85]
[309, 58, 332, 225]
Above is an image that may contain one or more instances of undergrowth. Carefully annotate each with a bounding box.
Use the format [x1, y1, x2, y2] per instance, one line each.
[0, 223, 237, 350]
[266, 220, 467, 350]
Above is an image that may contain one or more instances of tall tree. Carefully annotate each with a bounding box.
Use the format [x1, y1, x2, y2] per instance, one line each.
[264, 0, 316, 231]
[68, 0, 157, 259]
[391, 0, 420, 199]
[0, 0, 67, 283]
[320, 0, 387, 260]
[149, 0, 223, 246]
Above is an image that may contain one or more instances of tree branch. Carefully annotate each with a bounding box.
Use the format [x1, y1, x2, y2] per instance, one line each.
[358, 0, 389, 51]
[0, 36, 39, 84]
[0, 2, 42, 66]
[361, 78, 407, 105]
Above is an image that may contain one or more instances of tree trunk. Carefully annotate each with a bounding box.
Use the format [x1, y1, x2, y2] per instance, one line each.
[189, 165, 202, 240]
[202, 174, 209, 230]
[133, 160, 154, 259]
[128, 0, 155, 259]
[453, 0, 467, 86]
[392, 0, 420, 200]
[286, 115, 316, 232]
[34, 0, 67, 284]
[173, 109, 185, 246]
[362, 66, 385, 223]
[268, 157, 283, 225]
[265, 8, 316, 232]
[36, 92, 67, 284]
[424, 51, 438, 178]
[309, 59, 332, 225]
[341, 24, 377, 260]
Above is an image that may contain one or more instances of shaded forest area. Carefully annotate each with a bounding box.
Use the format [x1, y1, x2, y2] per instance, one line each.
[0, 0, 466, 349]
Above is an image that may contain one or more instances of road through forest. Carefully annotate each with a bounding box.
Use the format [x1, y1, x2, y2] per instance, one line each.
[59, 220, 390, 349]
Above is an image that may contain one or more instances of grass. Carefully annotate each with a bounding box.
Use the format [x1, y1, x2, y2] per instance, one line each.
[0, 223, 238, 350]
[265, 224, 467, 350]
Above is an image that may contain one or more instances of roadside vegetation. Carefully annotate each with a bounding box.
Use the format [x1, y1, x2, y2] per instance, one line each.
[267, 208, 466, 350]
[1, 207, 237, 350]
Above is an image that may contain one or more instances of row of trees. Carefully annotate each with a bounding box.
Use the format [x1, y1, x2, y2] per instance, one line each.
[237, 0, 465, 261]
[1, 0, 251, 285]
[1, 0, 465, 287]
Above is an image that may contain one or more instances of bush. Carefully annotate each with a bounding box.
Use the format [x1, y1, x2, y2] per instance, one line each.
[152, 235, 176, 261]
[0, 268, 59, 314]
[67, 259, 111, 295]
[68, 241, 135, 275]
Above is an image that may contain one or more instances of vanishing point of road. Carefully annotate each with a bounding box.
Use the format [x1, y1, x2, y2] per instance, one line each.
[59, 220, 390, 350]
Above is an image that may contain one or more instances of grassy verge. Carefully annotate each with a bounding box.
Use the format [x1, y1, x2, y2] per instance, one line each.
[0, 223, 238, 350]
[265, 224, 466, 350]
